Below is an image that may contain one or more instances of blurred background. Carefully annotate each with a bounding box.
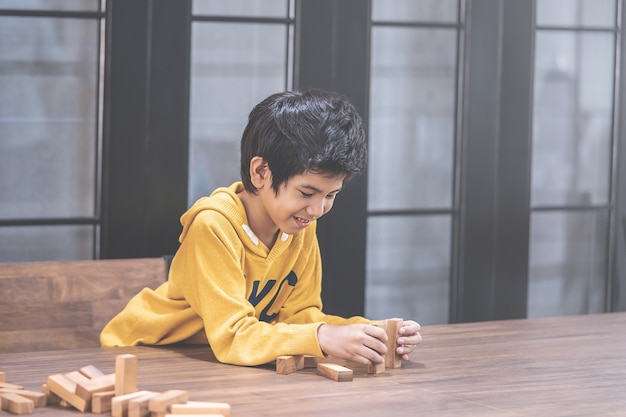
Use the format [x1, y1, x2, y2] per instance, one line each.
[1, 0, 625, 325]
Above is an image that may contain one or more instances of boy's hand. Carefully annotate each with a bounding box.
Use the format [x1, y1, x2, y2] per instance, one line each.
[396, 320, 422, 360]
[317, 324, 388, 365]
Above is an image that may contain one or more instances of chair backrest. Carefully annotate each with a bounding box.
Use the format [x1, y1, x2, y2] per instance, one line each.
[0, 257, 166, 353]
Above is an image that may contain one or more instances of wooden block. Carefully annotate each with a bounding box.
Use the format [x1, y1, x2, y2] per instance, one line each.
[41, 384, 63, 407]
[316, 363, 353, 382]
[319, 357, 378, 375]
[302, 355, 319, 368]
[128, 392, 161, 417]
[367, 361, 385, 374]
[64, 371, 91, 386]
[147, 390, 188, 413]
[80, 365, 106, 379]
[368, 321, 387, 374]
[76, 373, 115, 402]
[0, 392, 35, 415]
[0, 383, 23, 391]
[112, 390, 155, 417]
[276, 356, 303, 375]
[64, 371, 96, 409]
[0, 389, 46, 408]
[0, 372, 5, 382]
[46, 374, 88, 412]
[170, 401, 231, 417]
[293, 355, 305, 370]
[115, 354, 138, 396]
[384, 318, 404, 369]
[91, 390, 115, 414]
[165, 414, 225, 417]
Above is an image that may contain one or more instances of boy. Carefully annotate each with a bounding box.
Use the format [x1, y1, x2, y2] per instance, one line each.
[100, 89, 421, 366]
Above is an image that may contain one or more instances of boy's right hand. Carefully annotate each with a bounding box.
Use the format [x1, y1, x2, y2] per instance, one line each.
[317, 324, 388, 365]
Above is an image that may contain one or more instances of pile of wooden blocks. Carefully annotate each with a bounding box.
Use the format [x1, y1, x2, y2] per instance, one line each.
[276, 318, 404, 382]
[0, 355, 230, 417]
[0, 372, 47, 415]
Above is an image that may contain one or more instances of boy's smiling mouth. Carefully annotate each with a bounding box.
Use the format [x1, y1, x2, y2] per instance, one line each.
[294, 216, 312, 227]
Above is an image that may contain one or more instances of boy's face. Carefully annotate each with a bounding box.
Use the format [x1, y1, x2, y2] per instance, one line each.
[260, 170, 345, 236]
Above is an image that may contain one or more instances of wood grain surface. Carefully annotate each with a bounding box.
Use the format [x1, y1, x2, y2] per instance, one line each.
[0, 258, 166, 353]
[1, 312, 625, 416]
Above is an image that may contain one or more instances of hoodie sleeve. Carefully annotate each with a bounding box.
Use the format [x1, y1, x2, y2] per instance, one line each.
[170, 210, 326, 366]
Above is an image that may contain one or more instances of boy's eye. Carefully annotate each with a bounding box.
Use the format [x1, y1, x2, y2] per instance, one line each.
[300, 191, 313, 198]
[326, 194, 337, 200]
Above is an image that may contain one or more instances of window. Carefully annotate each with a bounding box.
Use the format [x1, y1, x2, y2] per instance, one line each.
[188, 0, 294, 205]
[366, 0, 462, 324]
[528, 0, 618, 317]
[0, 1, 104, 261]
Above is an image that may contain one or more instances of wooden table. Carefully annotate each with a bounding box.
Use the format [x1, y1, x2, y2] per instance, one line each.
[1, 313, 625, 416]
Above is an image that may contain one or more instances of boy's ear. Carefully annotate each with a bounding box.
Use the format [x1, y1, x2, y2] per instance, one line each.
[249, 156, 270, 189]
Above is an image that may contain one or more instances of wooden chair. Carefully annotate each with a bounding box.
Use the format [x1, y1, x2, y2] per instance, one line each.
[0, 257, 167, 353]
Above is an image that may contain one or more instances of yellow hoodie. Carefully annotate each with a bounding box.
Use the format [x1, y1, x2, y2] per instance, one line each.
[100, 182, 368, 366]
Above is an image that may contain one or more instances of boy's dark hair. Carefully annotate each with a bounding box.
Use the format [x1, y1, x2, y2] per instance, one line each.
[240, 89, 367, 194]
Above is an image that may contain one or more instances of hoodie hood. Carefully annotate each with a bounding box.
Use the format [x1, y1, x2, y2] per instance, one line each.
[178, 182, 292, 254]
[179, 182, 247, 242]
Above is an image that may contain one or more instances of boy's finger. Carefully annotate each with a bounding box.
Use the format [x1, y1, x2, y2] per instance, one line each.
[366, 324, 388, 342]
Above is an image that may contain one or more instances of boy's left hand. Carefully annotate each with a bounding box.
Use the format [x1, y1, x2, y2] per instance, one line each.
[396, 320, 422, 360]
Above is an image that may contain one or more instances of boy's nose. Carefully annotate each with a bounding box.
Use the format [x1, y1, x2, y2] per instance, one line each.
[307, 199, 326, 219]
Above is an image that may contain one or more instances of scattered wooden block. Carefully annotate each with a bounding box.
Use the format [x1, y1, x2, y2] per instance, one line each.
[170, 401, 231, 417]
[367, 361, 385, 374]
[127, 391, 161, 417]
[293, 355, 305, 370]
[112, 390, 155, 417]
[148, 390, 188, 414]
[0, 383, 23, 391]
[41, 384, 64, 407]
[75, 373, 116, 403]
[165, 414, 224, 417]
[302, 355, 319, 368]
[115, 354, 138, 396]
[276, 355, 304, 375]
[0, 392, 34, 415]
[91, 390, 115, 414]
[384, 318, 404, 369]
[64, 371, 92, 387]
[46, 374, 88, 412]
[316, 363, 353, 382]
[79, 365, 106, 380]
[317, 357, 366, 374]
[0, 372, 5, 383]
[0, 389, 46, 408]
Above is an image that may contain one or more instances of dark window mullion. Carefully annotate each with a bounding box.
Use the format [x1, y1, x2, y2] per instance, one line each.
[294, 0, 370, 317]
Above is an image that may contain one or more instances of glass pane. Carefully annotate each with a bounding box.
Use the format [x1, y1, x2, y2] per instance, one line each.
[189, 22, 288, 205]
[372, 0, 458, 23]
[528, 210, 608, 318]
[0, 17, 99, 218]
[365, 215, 451, 325]
[193, 0, 289, 18]
[369, 27, 457, 210]
[537, 0, 616, 27]
[0, 225, 95, 262]
[531, 31, 614, 206]
[0, 0, 99, 11]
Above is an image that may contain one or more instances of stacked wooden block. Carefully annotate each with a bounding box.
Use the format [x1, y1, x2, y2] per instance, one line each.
[276, 318, 404, 382]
